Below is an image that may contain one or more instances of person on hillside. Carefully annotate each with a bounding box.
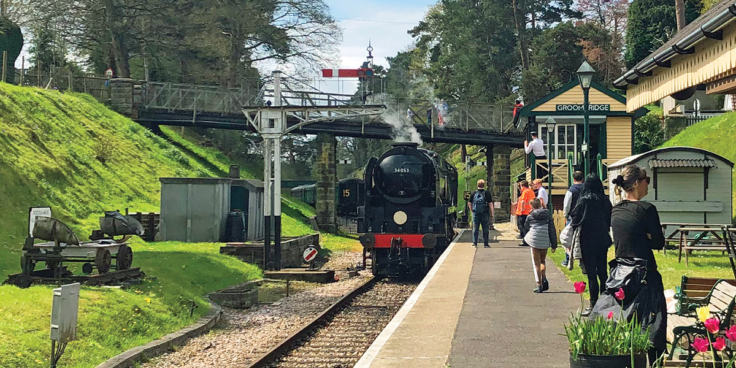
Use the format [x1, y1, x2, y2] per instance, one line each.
[524, 198, 557, 293]
[525, 131, 547, 179]
[590, 165, 666, 365]
[468, 179, 494, 248]
[561, 171, 584, 267]
[569, 173, 612, 316]
[532, 179, 548, 208]
[516, 180, 535, 246]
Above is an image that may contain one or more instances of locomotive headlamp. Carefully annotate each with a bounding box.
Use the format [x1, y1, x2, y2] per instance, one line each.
[393, 211, 408, 225]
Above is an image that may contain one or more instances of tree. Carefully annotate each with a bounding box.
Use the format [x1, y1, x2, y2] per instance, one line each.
[625, 0, 701, 68]
[0, 16, 22, 83]
[28, 20, 63, 70]
[634, 110, 665, 153]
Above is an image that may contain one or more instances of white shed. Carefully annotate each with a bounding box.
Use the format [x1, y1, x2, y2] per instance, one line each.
[607, 147, 733, 227]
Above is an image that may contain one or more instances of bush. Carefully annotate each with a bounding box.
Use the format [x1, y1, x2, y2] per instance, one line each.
[93, 136, 116, 164]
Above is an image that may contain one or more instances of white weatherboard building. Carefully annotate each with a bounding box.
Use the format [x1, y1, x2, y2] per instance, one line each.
[607, 147, 733, 228]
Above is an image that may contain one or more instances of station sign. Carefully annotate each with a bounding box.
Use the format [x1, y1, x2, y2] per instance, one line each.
[555, 104, 610, 112]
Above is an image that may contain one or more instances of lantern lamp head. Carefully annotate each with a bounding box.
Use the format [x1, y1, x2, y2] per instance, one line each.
[576, 61, 596, 90]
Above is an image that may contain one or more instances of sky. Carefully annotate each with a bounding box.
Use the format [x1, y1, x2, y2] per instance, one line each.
[304, 0, 434, 94]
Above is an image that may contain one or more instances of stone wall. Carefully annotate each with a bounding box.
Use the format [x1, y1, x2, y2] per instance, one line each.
[315, 133, 337, 233]
[490, 145, 512, 222]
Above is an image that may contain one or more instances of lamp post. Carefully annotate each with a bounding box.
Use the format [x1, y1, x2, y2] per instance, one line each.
[545, 117, 557, 212]
[576, 61, 595, 177]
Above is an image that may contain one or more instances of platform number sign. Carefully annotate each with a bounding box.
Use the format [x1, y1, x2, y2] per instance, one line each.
[303, 246, 318, 263]
[342, 189, 351, 197]
[29, 207, 52, 237]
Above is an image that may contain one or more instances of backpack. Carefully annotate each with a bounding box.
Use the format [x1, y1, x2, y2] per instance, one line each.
[472, 191, 488, 214]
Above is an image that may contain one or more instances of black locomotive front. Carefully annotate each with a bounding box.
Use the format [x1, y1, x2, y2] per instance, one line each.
[358, 142, 457, 276]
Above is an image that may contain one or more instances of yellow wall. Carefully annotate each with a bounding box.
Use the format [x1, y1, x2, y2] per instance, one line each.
[607, 117, 632, 161]
[533, 85, 627, 112]
[625, 21, 736, 112]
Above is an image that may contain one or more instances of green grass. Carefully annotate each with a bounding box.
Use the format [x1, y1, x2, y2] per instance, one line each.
[0, 83, 356, 367]
[549, 247, 736, 293]
[661, 112, 736, 217]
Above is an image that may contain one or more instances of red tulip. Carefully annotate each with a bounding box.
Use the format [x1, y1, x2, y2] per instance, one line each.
[614, 288, 625, 301]
[574, 281, 587, 294]
[692, 337, 710, 353]
[607, 311, 614, 320]
[704, 318, 721, 334]
[727, 326, 736, 342]
[713, 337, 727, 351]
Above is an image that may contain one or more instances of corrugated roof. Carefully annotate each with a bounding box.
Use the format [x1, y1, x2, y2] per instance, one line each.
[648, 159, 718, 168]
[607, 146, 734, 169]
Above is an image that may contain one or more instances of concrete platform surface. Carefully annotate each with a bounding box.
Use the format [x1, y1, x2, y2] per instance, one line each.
[355, 230, 475, 368]
[449, 234, 580, 368]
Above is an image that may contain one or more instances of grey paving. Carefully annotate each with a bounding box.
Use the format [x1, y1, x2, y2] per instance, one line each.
[449, 237, 581, 368]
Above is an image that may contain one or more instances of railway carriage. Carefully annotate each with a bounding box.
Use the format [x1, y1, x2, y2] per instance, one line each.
[358, 142, 458, 276]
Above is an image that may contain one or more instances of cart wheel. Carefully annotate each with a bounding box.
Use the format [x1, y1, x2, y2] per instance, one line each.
[14, 274, 33, 289]
[82, 263, 94, 274]
[96, 249, 112, 274]
[20, 254, 35, 275]
[116, 245, 133, 270]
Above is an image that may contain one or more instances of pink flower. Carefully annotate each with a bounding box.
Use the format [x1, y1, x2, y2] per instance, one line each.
[607, 311, 614, 320]
[614, 288, 625, 301]
[727, 326, 736, 342]
[713, 337, 727, 351]
[704, 318, 721, 334]
[692, 337, 710, 353]
[574, 281, 587, 294]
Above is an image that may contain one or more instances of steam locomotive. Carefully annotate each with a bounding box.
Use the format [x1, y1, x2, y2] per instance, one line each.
[358, 142, 458, 276]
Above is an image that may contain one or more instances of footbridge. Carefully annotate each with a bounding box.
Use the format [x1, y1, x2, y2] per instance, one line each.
[110, 78, 524, 146]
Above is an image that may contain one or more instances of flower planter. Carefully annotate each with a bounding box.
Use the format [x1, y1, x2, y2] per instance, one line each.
[569, 353, 647, 368]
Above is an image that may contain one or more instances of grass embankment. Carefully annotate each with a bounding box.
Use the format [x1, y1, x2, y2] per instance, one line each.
[0, 83, 335, 368]
[661, 112, 736, 217]
[549, 247, 735, 291]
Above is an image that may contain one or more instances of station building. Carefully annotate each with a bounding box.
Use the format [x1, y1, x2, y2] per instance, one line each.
[517, 80, 647, 209]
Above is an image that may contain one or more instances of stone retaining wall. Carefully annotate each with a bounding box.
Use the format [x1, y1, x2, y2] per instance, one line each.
[220, 233, 320, 268]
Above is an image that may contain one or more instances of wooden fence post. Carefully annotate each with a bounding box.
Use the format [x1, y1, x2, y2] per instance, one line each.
[20, 56, 24, 86]
[1, 50, 7, 83]
[148, 212, 156, 242]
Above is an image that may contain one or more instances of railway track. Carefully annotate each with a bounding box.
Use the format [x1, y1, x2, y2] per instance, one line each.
[246, 277, 417, 368]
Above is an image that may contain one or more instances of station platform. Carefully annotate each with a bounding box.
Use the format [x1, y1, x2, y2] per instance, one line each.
[355, 227, 581, 368]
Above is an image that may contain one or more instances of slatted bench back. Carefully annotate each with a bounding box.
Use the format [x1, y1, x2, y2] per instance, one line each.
[709, 281, 736, 322]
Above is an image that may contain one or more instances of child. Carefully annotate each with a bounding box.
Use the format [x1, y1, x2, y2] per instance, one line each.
[524, 198, 557, 293]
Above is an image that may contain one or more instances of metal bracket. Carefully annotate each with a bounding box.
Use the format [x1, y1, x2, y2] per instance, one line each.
[673, 45, 695, 55]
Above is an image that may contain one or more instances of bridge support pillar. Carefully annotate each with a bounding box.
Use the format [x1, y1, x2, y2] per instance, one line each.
[110, 78, 135, 117]
[489, 145, 511, 223]
[316, 133, 337, 233]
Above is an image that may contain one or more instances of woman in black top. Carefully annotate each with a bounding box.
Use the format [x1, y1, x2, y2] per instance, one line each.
[570, 173, 612, 316]
[610, 165, 666, 365]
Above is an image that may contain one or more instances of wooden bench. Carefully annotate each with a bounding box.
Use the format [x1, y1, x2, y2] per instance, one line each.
[674, 277, 736, 316]
[678, 226, 731, 265]
[661, 223, 722, 254]
[668, 280, 736, 365]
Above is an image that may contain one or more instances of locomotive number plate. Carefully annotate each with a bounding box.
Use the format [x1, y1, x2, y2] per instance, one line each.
[342, 189, 351, 197]
[394, 168, 410, 173]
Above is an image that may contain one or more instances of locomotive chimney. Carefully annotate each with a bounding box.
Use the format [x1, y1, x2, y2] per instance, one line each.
[391, 142, 419, 148]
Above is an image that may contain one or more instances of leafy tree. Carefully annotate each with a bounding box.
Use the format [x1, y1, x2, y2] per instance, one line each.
[625, 0, 701, 68]
[634, 110, 665, 153]
[28, 20, 63, 70]
[0, 16, 22, 83]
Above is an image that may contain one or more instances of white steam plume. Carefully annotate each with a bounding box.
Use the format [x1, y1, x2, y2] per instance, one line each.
[381, 108, 423, 146]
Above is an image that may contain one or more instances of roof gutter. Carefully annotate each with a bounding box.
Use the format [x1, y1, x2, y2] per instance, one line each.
[614, 3, 736, 87]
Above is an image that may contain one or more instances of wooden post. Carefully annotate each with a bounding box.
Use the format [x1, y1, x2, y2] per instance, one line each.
[37, 61, 41, 87]
[68, 70, 72, 91]
[1, 50, 7, 83]
[20, 56, 24, 86]
[148, 212, 155, 242]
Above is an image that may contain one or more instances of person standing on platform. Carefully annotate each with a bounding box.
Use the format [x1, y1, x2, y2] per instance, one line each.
[524, 198, 557, 293]
[516, 180, 535, 246]
[524, 131, 547, 179]
[468, 179, 494, 248]
[532, 179, 548, 208]
[569, 173, 612, 316]
[608, 165, 666, 365]
[561, 171, 584, 267]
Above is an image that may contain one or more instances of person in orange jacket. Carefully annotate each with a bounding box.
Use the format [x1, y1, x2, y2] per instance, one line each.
[516, 180, 535, 246]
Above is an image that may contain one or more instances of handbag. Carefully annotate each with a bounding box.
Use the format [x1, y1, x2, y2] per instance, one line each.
[605, 258, 649, 301]
[560, 223, 573, 250]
